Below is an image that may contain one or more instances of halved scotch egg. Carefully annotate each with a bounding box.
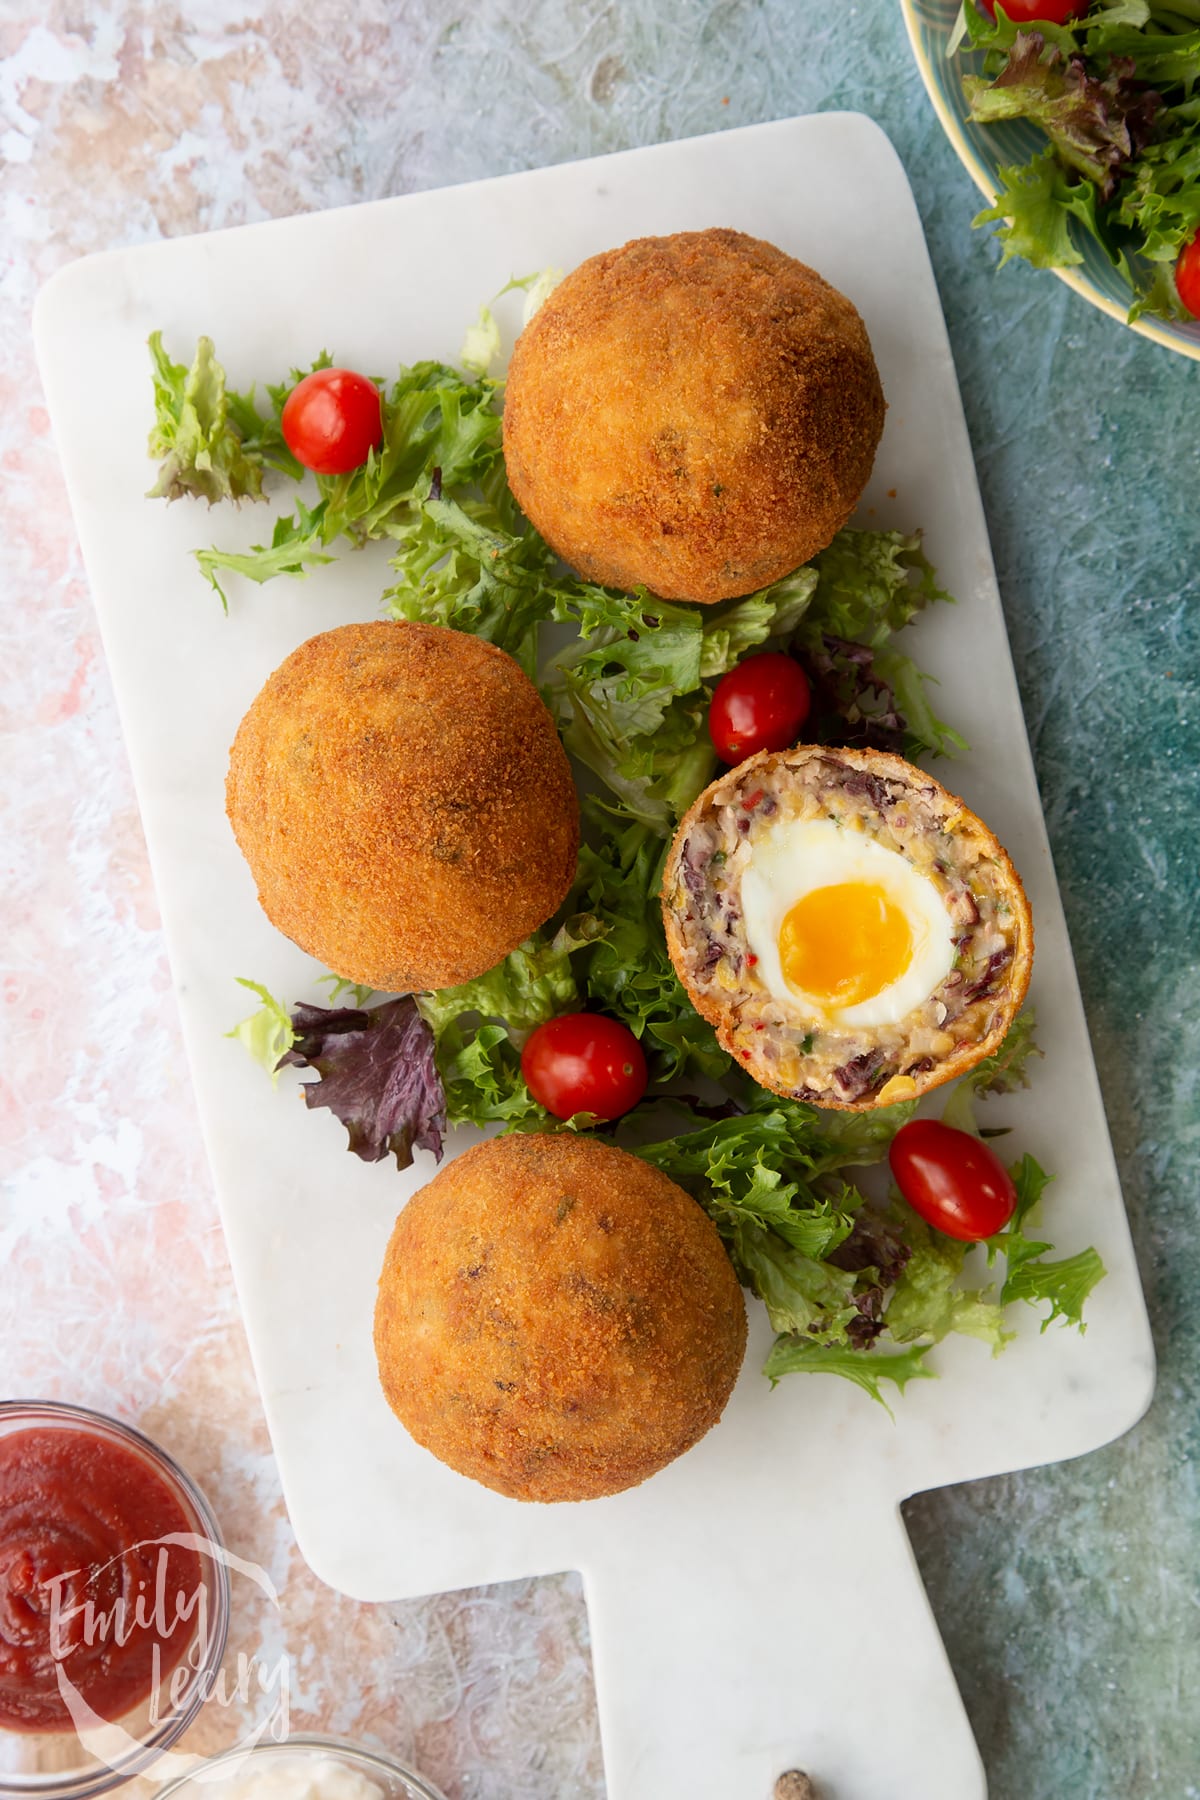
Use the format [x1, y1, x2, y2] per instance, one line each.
[662, 747, 1033, 1110]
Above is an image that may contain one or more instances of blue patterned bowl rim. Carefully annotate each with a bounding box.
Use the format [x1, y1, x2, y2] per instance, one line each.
[899, 0, 1200, 363]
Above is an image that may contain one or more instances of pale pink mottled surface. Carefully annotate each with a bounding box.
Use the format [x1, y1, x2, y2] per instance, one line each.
[1, 7, 608, 1794]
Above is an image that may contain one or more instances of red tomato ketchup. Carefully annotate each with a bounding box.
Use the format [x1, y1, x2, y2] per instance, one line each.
[0, 1428, 202, 1732]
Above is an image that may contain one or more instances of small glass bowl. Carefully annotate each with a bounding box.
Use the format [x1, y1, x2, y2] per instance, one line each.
[899, 0, 1200, 362]
[0, 1401, 231, 1800]
[152, 1737, 448, 1800]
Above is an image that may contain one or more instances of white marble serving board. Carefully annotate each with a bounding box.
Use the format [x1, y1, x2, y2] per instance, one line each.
[34, 115, 1154, 1800]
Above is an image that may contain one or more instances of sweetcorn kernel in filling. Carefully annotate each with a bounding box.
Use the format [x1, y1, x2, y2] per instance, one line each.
[663, 749, 1031, 1110]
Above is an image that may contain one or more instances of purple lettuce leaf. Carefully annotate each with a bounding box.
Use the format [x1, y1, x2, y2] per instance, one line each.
[279, 996, 446, 1169]
[805, 633, 906, 756]
[829, 1209, 914, 1348]
[965, 33, 1161, 200]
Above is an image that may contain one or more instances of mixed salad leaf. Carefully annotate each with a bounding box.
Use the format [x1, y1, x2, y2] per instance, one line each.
[155, 321, 1104, 1403]
[148, 336, 505, 609]
[233, 958, 1103, 1406]
[391, 515, 965, 829]
[281, 997, 446, 1167]
[147, 334, 297, 505]
[955, 2, 1200, 322]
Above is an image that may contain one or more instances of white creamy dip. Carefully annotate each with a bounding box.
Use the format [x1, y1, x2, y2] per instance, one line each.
[187, 1755, 386, 1800]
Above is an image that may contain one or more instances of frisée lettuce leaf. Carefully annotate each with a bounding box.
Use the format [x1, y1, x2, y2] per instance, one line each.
[147, 333, 297, 505]
[194, 359, 504, 606]
[763, 1339, 935, 1414]
[622, 1025, 1101, 1398]
[984, 1152, 1107, 1330]
[940, 1008, 1043, 1134]
[434, 1020, 548, 1131]
[384, 476, 556, 680]
[958, 8, 1200, 320]
[145, 337, 507, 607]
[415, 919, 601, 1047]
[225, 978, 296, 1085]
[199, 305, 1102, 1406]
[566, 810, 729, 1082]
[396, 490, 964, 832]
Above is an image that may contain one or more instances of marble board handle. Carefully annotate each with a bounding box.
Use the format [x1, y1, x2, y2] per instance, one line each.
[583, 1498, 985, 1798]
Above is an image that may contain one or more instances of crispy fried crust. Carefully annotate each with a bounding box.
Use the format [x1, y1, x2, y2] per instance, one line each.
[226, 621, 579, 991]
[373, 1133, 747, 1502]
[662, 746, 1034, 1112]
[503, 228, 885, 604]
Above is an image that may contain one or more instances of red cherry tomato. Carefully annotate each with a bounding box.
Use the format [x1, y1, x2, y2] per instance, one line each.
[1176, 232, 1200, 320]
[888, 1119, 1018, 1242]
[978, 0, 1087, 18]
[281, 368, 384, 475]
[521, 1013, 649, 1122]
[708, 653, 812, 764]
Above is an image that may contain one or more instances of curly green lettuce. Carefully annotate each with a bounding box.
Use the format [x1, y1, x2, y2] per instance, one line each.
[207, 309, 1102, 1405]
[147, 334, 297, 505]
[628, 1015, 1101, 1404]
[985, 1152, 1107, 1329]
[195, 361, 504, 605]
[149, 338, 965, 797]
[384, 474, 556, 680]
[147, 334, 506, 606]
[566, 810, 729, 1083]
[958, 6, 1200, 321]
[389, 490, 965, 832]
[763, 1338, 936, 1409]
[225, 978, 296, 1085]
[963, 27, 1161, 198]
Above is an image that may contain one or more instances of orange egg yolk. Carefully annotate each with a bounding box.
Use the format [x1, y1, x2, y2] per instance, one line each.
[778, 881, 913, 1009]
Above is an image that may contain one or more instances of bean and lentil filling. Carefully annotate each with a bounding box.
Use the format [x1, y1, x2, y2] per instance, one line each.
[662, 747, 1032, 1110]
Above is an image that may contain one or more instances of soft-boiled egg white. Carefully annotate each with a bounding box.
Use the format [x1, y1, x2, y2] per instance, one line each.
[740, 818, 955, 1029]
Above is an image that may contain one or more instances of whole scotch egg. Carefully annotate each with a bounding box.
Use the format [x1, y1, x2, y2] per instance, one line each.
[662, 747, 1033, 1110]
[502, 229, 885, 603]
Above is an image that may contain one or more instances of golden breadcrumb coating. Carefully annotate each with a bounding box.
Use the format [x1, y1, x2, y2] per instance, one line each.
[374, 1133, 747, 1502]
[226, 621, 579, 991]
[503, 228, 885, 604]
